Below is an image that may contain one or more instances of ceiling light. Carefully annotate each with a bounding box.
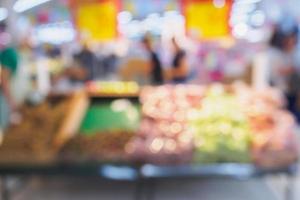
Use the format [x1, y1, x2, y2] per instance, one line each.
[232, 23, 249, 38]
[250, 10, 266, 27]
[0, 8, 7, 21]
[118, 11, 132, 25]
[36, 21, 75, 44]
[232, 3, 256, 13]
[13, 0, 52, 13]
[234, 0, 262, 5]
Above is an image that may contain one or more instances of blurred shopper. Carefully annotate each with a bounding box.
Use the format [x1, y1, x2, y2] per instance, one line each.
[50, 43, 96, 93]
[73, 43, 97, 81]
[0, 22, 19, 129]
[141, 36, 163, 85]
[253, 22, 300, 121]
[169, 38, 189, 83]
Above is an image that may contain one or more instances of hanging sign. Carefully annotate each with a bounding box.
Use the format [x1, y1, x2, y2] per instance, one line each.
[182, 0, 231, 39]
[72, 0, 119, 41]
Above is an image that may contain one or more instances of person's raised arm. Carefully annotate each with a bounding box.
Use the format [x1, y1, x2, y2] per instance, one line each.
[173, 55, 189, 78]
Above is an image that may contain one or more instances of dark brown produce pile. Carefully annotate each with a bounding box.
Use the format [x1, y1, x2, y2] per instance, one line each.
[0, 98, 70, 164]
[60, 131, 134, 163]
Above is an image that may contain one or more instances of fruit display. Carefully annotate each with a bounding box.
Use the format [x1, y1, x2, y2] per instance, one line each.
[86, 81, 139, 96]
[190, 85, 251, 163]
[250, 110, 298, 168]
[0, 83, 296, 169]
[140, 85, 205, 120]
[128, 83, 298, 168]
[0, 97, 70, 164]
[60, 98, 139, 163]
[190, 83, 297, 167]
[60, 131, 134, 163]
[126, 85, 204, 165]
[232, 83, 298, 168]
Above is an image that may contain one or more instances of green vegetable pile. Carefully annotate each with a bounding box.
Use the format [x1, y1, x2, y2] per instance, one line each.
[191, 87, 251, 163]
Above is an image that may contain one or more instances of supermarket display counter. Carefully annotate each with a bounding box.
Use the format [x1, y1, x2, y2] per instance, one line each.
[0, 83, 298, 200]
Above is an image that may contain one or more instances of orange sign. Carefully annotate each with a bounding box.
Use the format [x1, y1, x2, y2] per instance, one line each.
[72, 0, 118, 41]
[183, 0, 231, 39]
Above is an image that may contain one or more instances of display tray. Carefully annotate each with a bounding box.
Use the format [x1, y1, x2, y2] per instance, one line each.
[0, 92, 88, 164]
[79, 96, 140, 135]
[57, 95, 140, 163]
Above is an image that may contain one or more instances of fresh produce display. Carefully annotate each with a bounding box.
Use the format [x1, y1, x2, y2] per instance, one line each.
[0, 83, 296, 169]
[60, 131, 134, 162]
[126, 85, 204, 164]
[127, 83, 298, 168]
[140, 85, 204, 120]
[86, 81, 139, 95]
[190, 85, 251, 163]
[233, 83, 298, 168]
[250, 110, 298, 168]
[60, 97, 139, 162]
[79, 99, 140, 135]
[0, 97, 70, 164]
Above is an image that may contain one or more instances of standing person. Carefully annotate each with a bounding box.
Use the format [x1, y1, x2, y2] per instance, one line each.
[169, 37, 189, 84]
[0, 22, 19, 129]
[50, 43, 96, 93]
[141, 36, 163, 85]
[253, 22, 300, 120]
[73, 43, 97, 82]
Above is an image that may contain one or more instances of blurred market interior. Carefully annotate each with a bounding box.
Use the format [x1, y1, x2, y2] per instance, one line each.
[0, 0, 300, 97]
[1, 0, 300, 200]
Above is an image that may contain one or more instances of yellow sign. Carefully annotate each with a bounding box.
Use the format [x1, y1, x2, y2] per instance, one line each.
[185, 0, 230, 39]
[76, 0, 117, 41]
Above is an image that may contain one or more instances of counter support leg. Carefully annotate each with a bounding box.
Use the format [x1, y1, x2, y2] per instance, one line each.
[134, 179, 156, 200]
[145, 179, 156, 200]
[285, 175, 294, 200]
[1, 176, 10, 200]
[135, 179, 144, 200]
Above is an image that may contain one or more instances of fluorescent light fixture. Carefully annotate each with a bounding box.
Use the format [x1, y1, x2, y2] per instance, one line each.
[148, 13, 160, 19]
[117, 11, 132, 25]
[232, 23, 249, 38]
[229, 17, 247, 26]
[247, 29, 265, 43]
[0, 8, 8, 21]
[232, 3, 256, 14]
[234, 0, 262, 5]
[230, 13, 248, 22]
[250, 10, 265, 27]
[13, 0, 52, 13]
[35, 21, 75, 44]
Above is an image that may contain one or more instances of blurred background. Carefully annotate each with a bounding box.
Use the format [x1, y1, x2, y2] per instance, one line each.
[1, 0, 300, 199]
[0, 0, 300, 94]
